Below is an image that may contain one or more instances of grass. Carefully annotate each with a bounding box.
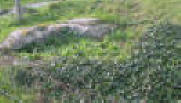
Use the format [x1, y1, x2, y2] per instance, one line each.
[0, 67, 37, 103]
[0, 0, 181, 102]
[137, 0, 181, 24]
[0, 0, 180, 64]
[0, 0, 126, 42]
[1, 0, 180, 43]
[0, 0, 52, 9]
[17, 31, 133, 61]
[0, 1, 141, 101]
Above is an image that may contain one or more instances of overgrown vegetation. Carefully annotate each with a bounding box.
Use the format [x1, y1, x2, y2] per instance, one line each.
[0, 0, 181, 102]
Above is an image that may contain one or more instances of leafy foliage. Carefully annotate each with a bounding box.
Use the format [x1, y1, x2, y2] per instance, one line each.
[10, 21, 181, 102]
[0, 0, 181, 102]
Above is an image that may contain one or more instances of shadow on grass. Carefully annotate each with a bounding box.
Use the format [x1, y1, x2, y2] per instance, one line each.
[17, 30, 97, 53]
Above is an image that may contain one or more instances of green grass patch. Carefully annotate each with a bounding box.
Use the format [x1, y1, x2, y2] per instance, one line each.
[0, 0, 51, 9]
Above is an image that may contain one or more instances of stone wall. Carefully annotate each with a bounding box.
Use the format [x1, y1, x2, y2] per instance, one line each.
[0, 18, 116, 50]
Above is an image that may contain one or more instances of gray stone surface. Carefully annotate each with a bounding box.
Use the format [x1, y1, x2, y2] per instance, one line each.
[0, 18, 116, 50]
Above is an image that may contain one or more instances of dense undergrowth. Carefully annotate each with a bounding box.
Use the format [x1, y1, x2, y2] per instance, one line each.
[1, 21, 181, 103]
[0, 0, 181, 102]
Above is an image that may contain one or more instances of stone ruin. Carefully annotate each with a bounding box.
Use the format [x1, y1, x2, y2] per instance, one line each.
[0, 18, 117, 50]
